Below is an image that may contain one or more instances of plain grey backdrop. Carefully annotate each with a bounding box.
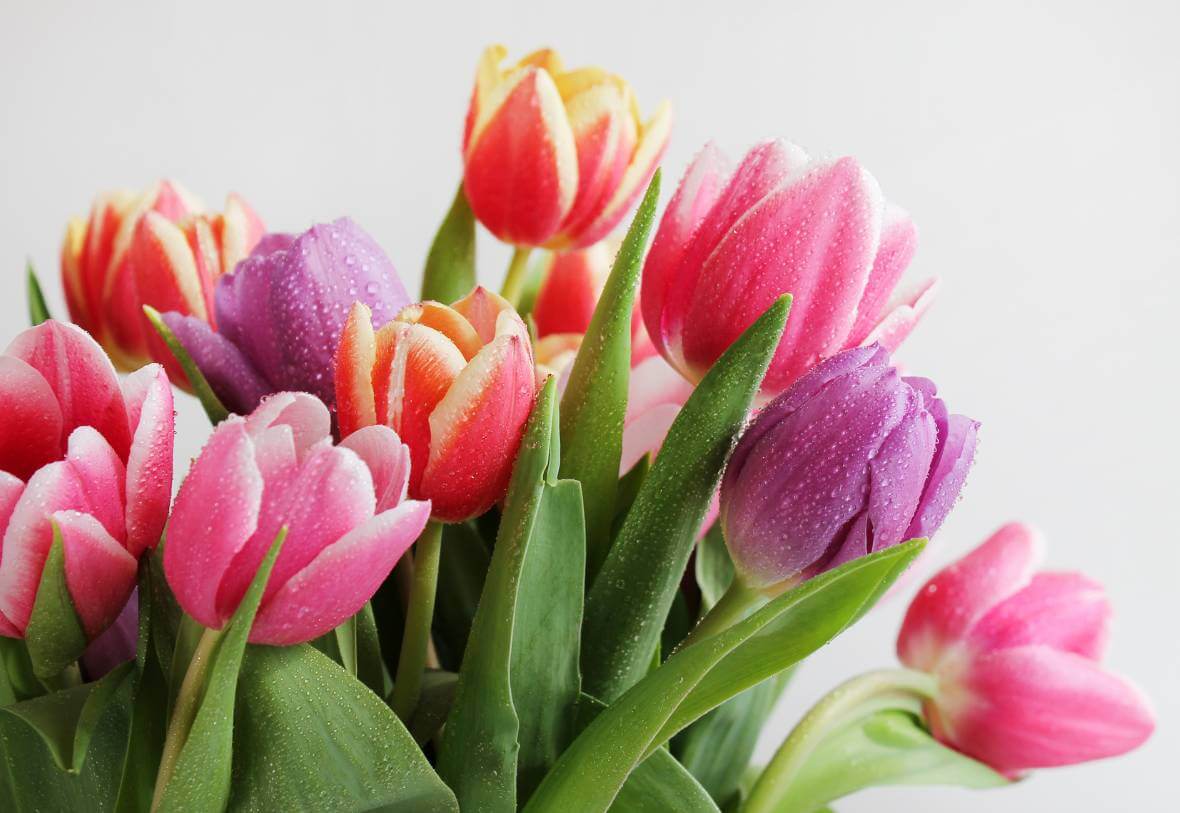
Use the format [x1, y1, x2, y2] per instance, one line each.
[2, 1, 1177, 809]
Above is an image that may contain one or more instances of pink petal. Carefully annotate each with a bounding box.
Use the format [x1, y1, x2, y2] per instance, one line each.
[121, 365, 174, 557]
[55, 510, 138, 640]
[62, 427, 127, 543]
[969, 572, 1111, 660]
[847, 205, 919, 346]
[0, 471, 24, 532]
[164, 418, 263, 629]
[0, 356, 63, 480]
[339, 425, 412, 512]
[250, 500, 430, 645]
[620, 403, 682, 476]
[897, 523, 1042, 671]
[625, 355, 694, 423]
[944, 646, 1155, 774]
[244, 392, 331, 461]
[860, 277, 939, 352]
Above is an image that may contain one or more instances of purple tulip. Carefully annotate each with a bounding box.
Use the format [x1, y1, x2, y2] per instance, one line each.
[163, 217, 410, 416]
[720, 344, 978, 592]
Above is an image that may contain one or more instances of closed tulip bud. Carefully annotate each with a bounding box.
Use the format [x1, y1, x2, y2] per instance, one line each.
[335, 287, 538, 522]
[720, 345, 977, 592]
[643, 141, 936, 397]
[163, 217, 410, 417]
[164, 392, 430, 645]
[463, 45, 671, 249]
[897, 523, 1155, 775]
[0, 321, 174, 642]
[61, 180, 264, 379]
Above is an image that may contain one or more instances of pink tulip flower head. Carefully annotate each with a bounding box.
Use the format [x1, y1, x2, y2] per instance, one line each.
[643, 140, 935, 397]
[897, 523, 1155, 776]
[164, 392, 430, 645]
[0, 321, 174, 643]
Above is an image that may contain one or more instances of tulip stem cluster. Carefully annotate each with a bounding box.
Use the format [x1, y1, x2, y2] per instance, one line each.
[743, 668, 938, 813]
[676, 578, 764, 652]
[500, 247, 534, 307]
[390, 520, 445, 723]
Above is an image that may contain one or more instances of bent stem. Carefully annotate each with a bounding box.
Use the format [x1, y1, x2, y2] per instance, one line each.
[391, 520, 444, 722]
[676, 578, 764, 652]
[500, 246, 533, 307]
[742, 668, 938, 813]
[151, 625, 225, 812]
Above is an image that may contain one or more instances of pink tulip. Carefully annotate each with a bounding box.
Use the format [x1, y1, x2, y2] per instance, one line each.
[164, 392, 430, 645]
[897, 523, 1154, 775]
[642, 140, 935, 397]
[0, 321, 174, 641]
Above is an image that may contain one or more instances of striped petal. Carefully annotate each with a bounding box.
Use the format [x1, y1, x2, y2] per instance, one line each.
[56, 510, 137, 640]
[121, 365, 174, 557]
[0, 356, 63, 480]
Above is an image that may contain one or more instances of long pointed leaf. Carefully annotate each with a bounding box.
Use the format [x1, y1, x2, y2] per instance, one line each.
[27, 260, 52, 325]
[421, 184, 476, 303]
[142, 305, 229, 424]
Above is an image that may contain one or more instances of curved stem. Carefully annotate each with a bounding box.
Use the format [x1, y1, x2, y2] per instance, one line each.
[391, 520, 444, 722]
[500, 246, 533, 306]
[676, 578, 763, 653]
[151, 625, 224, 811]
[742, 668, 937, 813]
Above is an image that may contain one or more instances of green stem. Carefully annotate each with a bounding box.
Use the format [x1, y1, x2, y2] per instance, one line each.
[500, 246, 533, 307]
[676, 578, 764, 652]
[38, 661, 82, 693]
[742, 668, 937, 813]
[391, 520, 444, 722]
[151, 625, 225, 812]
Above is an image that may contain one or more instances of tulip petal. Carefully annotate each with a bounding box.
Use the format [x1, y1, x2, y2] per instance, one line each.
[164, 419, 263, 629]
[55, 510, 137, 640]
[335, 302, 378, 438]
[860, 277, 939, 353]
[847, 205, 919, 346]
[533, 244, 611, 338]
[79, 590, 138, 678]
[906, 409, 979, 541]
[897, 523, 1042, 671]
[969, 572, 1111, 659]
[945, 646, 1155, 774]
[250, 500, 430, 645]
[398, 300, 484, 360]
[244, 392, 332, 462]
[451, 286, 525, 345]
[620, 403, 681, 476]
[215, 193, 266, 273]
[340, 425, 412, 512]
[161, 312, 271, 415]
[0, 356, 64, 480]
[120, 365, 174, 557]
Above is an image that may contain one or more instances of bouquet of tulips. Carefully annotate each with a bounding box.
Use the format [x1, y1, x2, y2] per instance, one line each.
[0, 45, 1154, 812]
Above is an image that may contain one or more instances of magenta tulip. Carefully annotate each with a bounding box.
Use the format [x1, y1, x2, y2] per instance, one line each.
[0, 320, 174, 641]
[898, 523, 1155, 775]
[643, 140, 935, 397]
[164, 392, 430, 645]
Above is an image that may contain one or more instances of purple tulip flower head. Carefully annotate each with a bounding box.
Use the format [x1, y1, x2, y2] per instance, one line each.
[720, 344, 978, 593]
[163, 217, 409, 417]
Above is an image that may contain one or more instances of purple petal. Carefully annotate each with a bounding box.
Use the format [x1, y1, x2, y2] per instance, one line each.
[906, 410, 979, 540]
[162, 312, 270, 415]
[79, 588, 137, 680]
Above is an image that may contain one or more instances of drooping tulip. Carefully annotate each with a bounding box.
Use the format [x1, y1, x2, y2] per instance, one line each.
[720, 345, 977, 592]
[163, 217, 410, 416]
[164, 392, 429, 645]
[643, 140, 935, 397]
[463, 45, 671, 249]
[335, 287, 537, 522]
[897, 523, 1154, 775]
[61, 180, 264, 378]
[0, 321, 174, 642]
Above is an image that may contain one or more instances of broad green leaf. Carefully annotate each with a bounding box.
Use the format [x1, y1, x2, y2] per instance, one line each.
[432, 521, 490, 671]
[559, 172, 661, 578]
[421, 184, 476, 303]
[581, 295, 791, 703]
[695, 523, 735, 611]
[523, 541, 922, 813]
[24, 526, 87, 680]
[771, 710, 1007, 811]
[512, 479, 586, 802]
[142, 305, 229, 424]
[612, 455, 650, 540]
[166, 614, 204, 713]
[27, 259, 52, 325]
[155, 530, 285, 812]
[229, 644, 458, 812]
[437, 378, 557, 811]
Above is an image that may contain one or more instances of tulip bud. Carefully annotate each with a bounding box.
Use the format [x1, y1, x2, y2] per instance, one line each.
[60, 180, 264, 380]
[163, 392, 430, 645]
[462, 45, 671, 249]
[897, 523, 1155, 775]
[643, 141, 936, 397]
[335, 287, 538, 522]
[0, 321, 173, 643]
[162, 217, 410, 417]
[720, 345, 977, 592]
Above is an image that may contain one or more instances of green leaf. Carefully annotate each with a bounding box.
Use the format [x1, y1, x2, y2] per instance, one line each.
[355, 602, 391, 698]
[421, 184, 476, 303]
[142, 305, 229, 424]
[407, 670, 457, 746]
[612, 454, 650, 540]
[695, 523, 735, 611]
[523, 541, 922, 813]
[27, 259, 52, 325]
[229, 644, 458, 812]
[773, 710, 1007, 811]
[24, 525, 87, 680]
[0, 636, 42, 704]
[437, 378, 557, 811]
[559, 172, 661, 579]
[581, 295, 791, 703]
[512, 479, 586, 802]
[166, 613, 204, 714]
[155, 530, 286, 812]
[432, 521, 490, 671]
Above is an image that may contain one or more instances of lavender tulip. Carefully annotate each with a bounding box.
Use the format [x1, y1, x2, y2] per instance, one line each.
[720, 344, 978, 592]
[163, 217, 409, 416]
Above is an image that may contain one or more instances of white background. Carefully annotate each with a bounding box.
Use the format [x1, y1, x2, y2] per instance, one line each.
[2, 1, 1177, 809]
